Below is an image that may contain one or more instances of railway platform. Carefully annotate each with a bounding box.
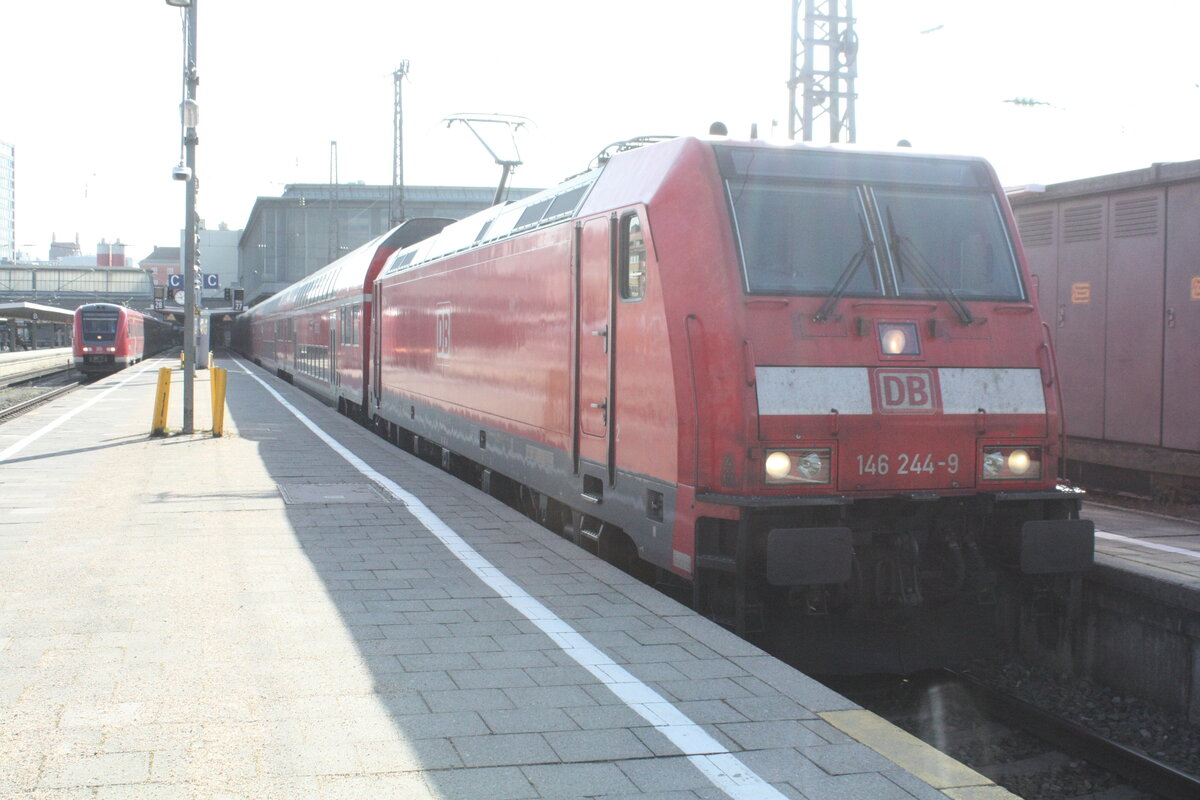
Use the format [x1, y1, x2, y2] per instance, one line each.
[0, 346, 72, 384]
[0, 355, 1018, 799]
[1072, 503, 1200, 723]
[1089, 503, 1200, 583]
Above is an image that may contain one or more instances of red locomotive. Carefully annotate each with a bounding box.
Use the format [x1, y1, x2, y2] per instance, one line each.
[238, 136, 1093, 670]
[73, 303, 174, 375]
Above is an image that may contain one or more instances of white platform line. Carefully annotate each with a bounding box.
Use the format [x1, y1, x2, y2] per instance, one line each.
[232, 358, 789, 800]
[1096, 530, 1200, 559]
[0, 362, 158, 464]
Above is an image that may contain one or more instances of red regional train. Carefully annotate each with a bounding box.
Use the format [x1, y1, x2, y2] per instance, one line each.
[73, 303, 175, 376]
[238, 136, 1094, 670]
[237, 218, 453, 413]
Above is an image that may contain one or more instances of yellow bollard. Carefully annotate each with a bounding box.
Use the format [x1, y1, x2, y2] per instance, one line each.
[210, 366, 228, 437]
[151, 367, 172, 436]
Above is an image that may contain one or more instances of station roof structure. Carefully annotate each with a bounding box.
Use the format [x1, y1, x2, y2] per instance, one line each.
[0, 301, 75, 324]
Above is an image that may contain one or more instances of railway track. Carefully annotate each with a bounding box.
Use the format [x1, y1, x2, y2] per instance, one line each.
[0, 377, 82, 424]
[832, 669, 1200, 800]
[945, 669, 1200, 800]
[0, 365, 75, 390]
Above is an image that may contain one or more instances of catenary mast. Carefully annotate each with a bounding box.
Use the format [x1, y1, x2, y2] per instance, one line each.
[788, 0, 858, 143]
[390, 61, 410, 228]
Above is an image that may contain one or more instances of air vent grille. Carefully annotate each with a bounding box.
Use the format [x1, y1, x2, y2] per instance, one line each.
[1113, 195, 1160, 238]
[1017, 210, 1054, 247]
[1062, 204, 1104, 243]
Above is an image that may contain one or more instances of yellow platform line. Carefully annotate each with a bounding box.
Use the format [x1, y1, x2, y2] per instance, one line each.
[820, 710, 1020, 799]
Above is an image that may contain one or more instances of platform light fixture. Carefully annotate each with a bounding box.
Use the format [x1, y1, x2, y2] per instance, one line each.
[181, 98, 199, 128]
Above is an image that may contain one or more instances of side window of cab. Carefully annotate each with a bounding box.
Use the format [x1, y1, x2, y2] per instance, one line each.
[620, 213, 647, 301]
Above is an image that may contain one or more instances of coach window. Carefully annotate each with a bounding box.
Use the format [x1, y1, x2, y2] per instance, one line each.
[340, 305, 360, 346]
[620, 213, 647, 301]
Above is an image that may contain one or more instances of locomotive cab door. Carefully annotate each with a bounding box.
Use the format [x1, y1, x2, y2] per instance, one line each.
[576, 216, 616, 486]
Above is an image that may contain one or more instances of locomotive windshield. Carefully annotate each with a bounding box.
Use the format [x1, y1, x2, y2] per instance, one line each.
[81, 312, 119, 342]
[717, 146, 1025, 303]
[876, 188, 1023, 301]
[731, 183, 883, 296]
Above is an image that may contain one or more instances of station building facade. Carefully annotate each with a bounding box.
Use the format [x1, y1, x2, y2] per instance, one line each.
[239, 184, 539, 305]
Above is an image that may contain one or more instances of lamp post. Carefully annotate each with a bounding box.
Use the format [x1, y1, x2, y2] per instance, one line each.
[167, 0, 198, 433]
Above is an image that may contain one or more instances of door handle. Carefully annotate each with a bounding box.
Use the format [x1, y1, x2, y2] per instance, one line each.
[590, 399, 608, 426]
[591, 326, 608, 353]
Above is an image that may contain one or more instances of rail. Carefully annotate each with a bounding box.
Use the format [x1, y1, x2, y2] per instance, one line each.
[0, 381, 82, 424]
[1, 365, 75, 390]
[946, 669, 1200, 800]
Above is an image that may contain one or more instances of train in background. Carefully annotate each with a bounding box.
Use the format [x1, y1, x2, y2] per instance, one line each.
[1011, 160, 1200, 511]
[73, 303, 176, 376]
[237, 136, 1094, 672]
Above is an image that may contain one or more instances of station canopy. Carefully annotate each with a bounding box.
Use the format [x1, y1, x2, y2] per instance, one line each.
[0, 301, 75, 325]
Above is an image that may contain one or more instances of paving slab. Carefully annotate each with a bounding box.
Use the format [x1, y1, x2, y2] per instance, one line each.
[0, 355, 1018, 799]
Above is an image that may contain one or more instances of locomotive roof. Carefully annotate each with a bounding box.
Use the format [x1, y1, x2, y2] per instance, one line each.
[379, 169, 601, 278]
[243, 136, 1005, 318]
[378, 136, 1001, 279]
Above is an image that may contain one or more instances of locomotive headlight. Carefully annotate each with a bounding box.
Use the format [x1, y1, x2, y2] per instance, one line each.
[765, 448, 832, 484]
[1008, 448, 1031, 476]
[882, 328, 907, 355]
[765, 451, 793, 480]
[877, 322, 920, 356]
[796, 452, 825, 480]
[981, 446, 1042, 480]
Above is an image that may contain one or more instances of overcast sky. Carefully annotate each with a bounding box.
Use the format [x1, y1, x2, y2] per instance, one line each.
[2, 0, 1196, 264]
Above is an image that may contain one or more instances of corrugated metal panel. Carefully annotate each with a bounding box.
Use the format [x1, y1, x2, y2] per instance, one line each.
[1018, 207, 1059, 335]
[1056, 199, 1108, 438]
[1008, 167, 1200, 459]
[1104, 190, 1164, 445]
[1163, 183, 1200, 450]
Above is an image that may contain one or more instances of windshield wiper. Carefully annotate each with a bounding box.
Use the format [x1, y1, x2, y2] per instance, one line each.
[886, 210, 974, 325]
[813, 213, 877, 322]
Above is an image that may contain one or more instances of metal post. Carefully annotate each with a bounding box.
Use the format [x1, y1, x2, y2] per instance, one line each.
[787, 0, 858, 144]
[181, 0, 198, 433]
[391, 61, 409, 228]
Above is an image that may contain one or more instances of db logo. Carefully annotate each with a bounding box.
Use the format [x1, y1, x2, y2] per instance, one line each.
[874, 369, 939, 414]
[435, 302, 452, 359]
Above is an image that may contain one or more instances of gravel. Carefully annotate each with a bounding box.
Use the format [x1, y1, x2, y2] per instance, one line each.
[962, 657, 1200, 782]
